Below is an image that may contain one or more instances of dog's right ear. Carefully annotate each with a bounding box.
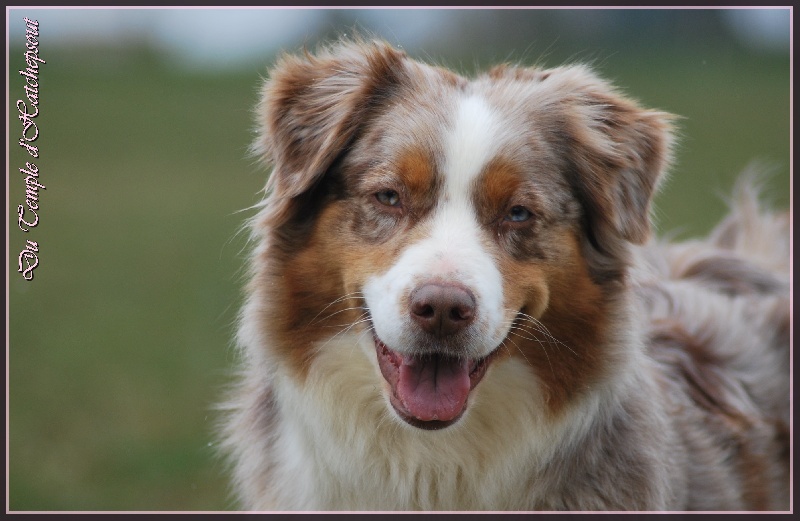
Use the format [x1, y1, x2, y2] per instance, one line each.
[254, 40, 408, 226]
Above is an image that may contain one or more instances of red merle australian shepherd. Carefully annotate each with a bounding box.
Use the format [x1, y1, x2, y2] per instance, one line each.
[219, 39, 790, 511]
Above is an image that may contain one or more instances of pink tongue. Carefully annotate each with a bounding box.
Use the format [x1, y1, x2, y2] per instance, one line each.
[397, 355, 471, 422]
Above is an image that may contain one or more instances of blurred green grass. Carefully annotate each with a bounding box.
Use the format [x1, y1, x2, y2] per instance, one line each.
[9, 48, 265, 511]
[8, 40, 789, 511]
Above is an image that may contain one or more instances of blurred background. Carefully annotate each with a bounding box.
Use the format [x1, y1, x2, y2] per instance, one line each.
[7, 7, 791, 512]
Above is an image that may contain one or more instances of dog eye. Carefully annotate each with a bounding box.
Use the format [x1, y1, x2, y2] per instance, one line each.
[375, 189, 401, 207]
[506, 205, 532, 223]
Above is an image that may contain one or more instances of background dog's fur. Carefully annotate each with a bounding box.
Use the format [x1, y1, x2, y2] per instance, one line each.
[219, 39, 790, 511]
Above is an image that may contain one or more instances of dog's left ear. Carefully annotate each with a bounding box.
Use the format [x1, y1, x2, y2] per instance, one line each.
[551, 65, 675, 246]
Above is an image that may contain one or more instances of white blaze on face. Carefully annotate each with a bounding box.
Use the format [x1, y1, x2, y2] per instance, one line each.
[364, 94, 508, 358]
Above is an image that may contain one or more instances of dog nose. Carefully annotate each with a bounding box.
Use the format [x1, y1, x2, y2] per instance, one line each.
[410, 283, 476, 338]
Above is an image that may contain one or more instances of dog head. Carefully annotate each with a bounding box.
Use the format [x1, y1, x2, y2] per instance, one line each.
[251, 39, 673, 430]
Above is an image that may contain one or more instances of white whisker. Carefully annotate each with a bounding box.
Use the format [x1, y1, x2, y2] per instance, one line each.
[510, 310, 579, 357]
[308, 292, 366, 326]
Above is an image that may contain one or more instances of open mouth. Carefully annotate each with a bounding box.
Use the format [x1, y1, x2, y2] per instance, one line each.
[374, 334, 495, 430]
